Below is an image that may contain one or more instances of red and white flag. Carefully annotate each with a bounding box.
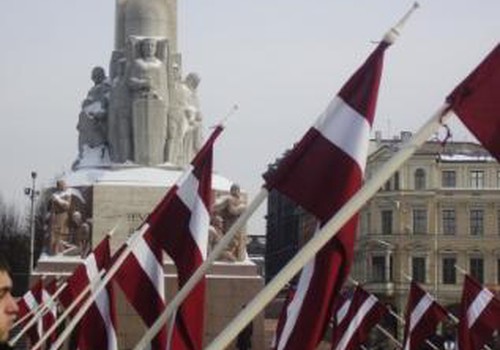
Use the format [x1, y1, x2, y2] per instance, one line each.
[114, 226, 168, 350]
[17, 278, 43, 345]
[457, 275, 500, 350]
[402, 282, 448, 350]
[330, 286, 387, 350]
[447, 44, 500, 161]
[264, 40, 390, 350]
[41, 278, 58, 346]
[59, 236, 118, 350]
[114, 126, 223, 350]
[150, 125, 222, 350]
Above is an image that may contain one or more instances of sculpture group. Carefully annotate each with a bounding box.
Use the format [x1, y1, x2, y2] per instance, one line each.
[75, 37, 202, 167]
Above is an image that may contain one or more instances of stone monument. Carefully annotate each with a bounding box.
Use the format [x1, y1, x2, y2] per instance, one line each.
[35, 1, 264, 349]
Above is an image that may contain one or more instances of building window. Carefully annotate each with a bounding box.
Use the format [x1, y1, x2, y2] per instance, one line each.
[394, 172, 400, 190]
[497, 210, 500, 235]
[412, 257, 426, 283]
[372, 256, 386, 282]
[413, 209, 427, 234]
[442, 209, 456, 235]
[470, 209, 484, 236]
[381, 210, 393, 235]
[497, 171, 500, 188]
[442, 257, 457, 284]
[470, 170, 484, 189]
[442, 170, 456, 188]
[470, 258, 484, 284]
[415, 168, 426, 190]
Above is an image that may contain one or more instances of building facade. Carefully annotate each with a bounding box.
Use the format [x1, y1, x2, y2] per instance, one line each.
[352, 133, 500, 318]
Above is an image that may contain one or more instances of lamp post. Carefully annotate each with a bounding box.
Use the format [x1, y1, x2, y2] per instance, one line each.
[24, 171, 39, 274]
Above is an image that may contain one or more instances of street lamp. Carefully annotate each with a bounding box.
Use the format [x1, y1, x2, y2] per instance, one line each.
[24, 171, 39, 274]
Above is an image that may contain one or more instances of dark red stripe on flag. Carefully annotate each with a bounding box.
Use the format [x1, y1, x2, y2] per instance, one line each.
[447, 44, 500, 161]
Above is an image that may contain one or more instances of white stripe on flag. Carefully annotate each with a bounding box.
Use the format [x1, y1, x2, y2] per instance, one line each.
[177, 171, 210, 259]
[84, 253, 118, 350]
[42, 290, 57, 319]
[132, 229, 165, 302]
[336, 298, 352, 325]
[335, 295, 378, 350]
[404, 293, 434, 350]
[467, 288, 493, 328]
[23, 291, 38, 311]
[277, 258, 315, 350]
[313, 96, 371, 173]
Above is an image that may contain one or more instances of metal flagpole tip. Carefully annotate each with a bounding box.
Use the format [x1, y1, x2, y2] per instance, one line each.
[383, 1, 420, 45]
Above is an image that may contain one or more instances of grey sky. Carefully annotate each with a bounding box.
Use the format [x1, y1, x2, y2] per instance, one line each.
[0, 1, 499, 233]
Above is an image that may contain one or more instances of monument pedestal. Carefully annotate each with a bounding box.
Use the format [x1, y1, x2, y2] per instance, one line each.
[35, 258, 265, 349]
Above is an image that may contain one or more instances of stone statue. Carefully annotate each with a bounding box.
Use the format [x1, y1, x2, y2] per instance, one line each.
[71, 211, 91, 258]
[209, 215, 237, 262]
[47, 180, 72, 255]
[213, 184, 248, 261]
[127, 37, 168, 101]
[180, 72, 203, 165]
[165, 60, 185, 165]
[128, 37, 169, 165]
[108, 57, 133, 162]
[76, 66, 111, 159]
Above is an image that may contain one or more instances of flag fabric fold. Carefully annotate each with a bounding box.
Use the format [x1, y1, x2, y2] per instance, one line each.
[59, 236, 118, 350]
[114, 125, 223, 350]
[150, 125, 222, 350]
[265, 41, 390, 350]
[114, 225, 168, 350]
[458, 275, 500, 350]
[402, 282, 448, 350]
[330, 286, 387, 350]
[447, 44, 500, 161]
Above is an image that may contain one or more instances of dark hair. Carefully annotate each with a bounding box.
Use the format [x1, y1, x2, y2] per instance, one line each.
[0, 255, 11, 275]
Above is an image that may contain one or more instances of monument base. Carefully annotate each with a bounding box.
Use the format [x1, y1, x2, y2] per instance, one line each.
[35, 258, 265, 349]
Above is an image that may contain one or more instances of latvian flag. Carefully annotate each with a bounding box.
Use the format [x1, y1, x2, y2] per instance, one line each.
[330, 286, 387, 350]
[402, 282, 447, 350]
[59, 236, 118, 350]
[457, 275, 500, 350]
[264, 39, 390, 350]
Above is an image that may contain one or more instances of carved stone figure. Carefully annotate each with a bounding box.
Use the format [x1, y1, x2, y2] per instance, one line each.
[165, 60, 185, 164]
[127, 37, 168, 101]
[209, 215, 237, 262]
[128, 37, 169, 165]
[47, 180, 72, 255]
[180, 72, 203, 165]
[71, 211, 91, 258]
[108, 57, 133, 162]
[214, 184, 248, 261]
[76, 66, 111, 159]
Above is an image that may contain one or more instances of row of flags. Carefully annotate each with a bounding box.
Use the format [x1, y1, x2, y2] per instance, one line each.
[15, 266, 500, 350]
[10, 7, 500, 349]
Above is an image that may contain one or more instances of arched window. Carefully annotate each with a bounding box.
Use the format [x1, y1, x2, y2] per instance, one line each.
[415, 168, 426, 190]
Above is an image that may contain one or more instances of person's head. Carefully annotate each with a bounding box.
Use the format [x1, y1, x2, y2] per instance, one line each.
[91, 66, 106, 85]
[185, 72, 200, 90]
[230, 184, 241, 197]
[72, 211, 82, 225]
[0, 256, 18, 343]
[140, 39, 156, 58]
[55, 179, 67, 192]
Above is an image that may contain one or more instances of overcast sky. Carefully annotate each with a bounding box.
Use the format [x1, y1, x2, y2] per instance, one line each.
[0, 1, 498, 233]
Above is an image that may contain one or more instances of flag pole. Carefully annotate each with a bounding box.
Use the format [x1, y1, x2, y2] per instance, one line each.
[28, 270, 105, 350]
[133, 188, 269, 349]
[31, 226, 119, 350]
[135, 4, 421, 348]
[9, 281, 68, 346]
[206, 105, 453, 349]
